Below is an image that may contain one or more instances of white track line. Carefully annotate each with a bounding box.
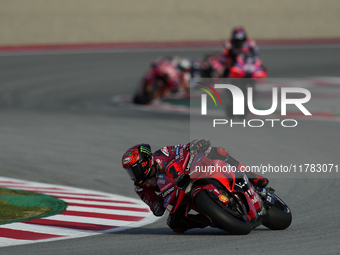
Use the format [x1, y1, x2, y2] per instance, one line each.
[66, 206, 151, 217]
[0, 177, 158, 248]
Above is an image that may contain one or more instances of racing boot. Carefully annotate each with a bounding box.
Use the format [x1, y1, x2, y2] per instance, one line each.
[167, 208, 209, 233]
[245, 171, 269, 188]
[212, 146, 269, 188]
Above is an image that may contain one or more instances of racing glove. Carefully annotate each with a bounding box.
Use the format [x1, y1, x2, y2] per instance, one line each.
[187, 139, 212, 155]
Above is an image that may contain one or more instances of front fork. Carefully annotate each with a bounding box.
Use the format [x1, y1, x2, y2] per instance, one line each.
[253, 186, 277, 226]
[256, 186, 276, 207]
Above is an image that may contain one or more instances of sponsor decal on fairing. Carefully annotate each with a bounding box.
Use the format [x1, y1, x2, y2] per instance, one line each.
[161, 147, 170, 157]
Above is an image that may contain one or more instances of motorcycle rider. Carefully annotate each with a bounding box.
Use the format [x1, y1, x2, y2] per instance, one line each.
[150, 56, 192, 93]
[175, 57, 192, 92]
[220, 26, 260, 77]
[121, 139, 268, 233]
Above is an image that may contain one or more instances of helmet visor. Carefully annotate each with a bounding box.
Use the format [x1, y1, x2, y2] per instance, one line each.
[125, 163, 150, 182]
[125, 165, 141, 180]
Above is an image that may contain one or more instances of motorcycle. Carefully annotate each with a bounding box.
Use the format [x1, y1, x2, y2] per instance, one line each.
[226, 53, 267, 118]
[204, 52, 226, 79]
[157, 149, 291, 234]
[133, 58, 191, 105]
[190, 59, 211, 80]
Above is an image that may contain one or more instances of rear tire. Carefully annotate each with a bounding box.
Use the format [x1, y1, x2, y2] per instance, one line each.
[194, 190, 252, 235]
[263, 195, 292, 230]
[133, 94, 146, 104]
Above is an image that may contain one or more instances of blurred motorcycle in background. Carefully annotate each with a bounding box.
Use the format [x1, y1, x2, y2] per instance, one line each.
[226, 53, 267, 118]
[133, 57, 192, 104]
[133, 49, 267, 115]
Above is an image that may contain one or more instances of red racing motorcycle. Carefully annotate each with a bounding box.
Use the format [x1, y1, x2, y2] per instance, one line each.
[133, 58, 191, 104]
[157, 149, 291, 234]
[226, 53, 267, 118]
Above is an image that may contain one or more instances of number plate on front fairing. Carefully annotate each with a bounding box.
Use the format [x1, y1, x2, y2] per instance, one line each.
[265, 192, 276, 205]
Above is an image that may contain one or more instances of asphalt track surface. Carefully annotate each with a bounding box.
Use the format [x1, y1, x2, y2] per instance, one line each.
[0, 45, 340, 254]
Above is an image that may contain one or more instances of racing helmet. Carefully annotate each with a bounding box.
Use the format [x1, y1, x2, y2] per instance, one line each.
[122, 144, 154, 183]
[178, 58, 192, 72]
[231, 26, 247, 49]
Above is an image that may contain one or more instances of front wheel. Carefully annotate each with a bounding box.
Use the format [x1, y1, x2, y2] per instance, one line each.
[263, 194, 292, 230]
[193, 190, 252, 235]
[133, 81, 161, 104]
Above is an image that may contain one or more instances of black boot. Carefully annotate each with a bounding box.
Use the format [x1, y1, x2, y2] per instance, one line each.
[167, 208, 208, 233]
[245, 171, 269, 188]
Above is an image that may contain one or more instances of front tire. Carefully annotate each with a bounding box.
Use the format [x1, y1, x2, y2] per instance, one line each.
[133, 81, 160, 105]
[263, 195, 292, 230]
[194, 190, 252, 235]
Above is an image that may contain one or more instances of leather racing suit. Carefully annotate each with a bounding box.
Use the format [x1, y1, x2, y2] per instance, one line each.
[133, 140, 268, 232]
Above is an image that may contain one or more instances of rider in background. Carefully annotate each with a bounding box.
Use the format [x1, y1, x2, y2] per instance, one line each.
[151, 56, 192, 93]
[220, 26, 260, 77]
[121, 139, 268, 233]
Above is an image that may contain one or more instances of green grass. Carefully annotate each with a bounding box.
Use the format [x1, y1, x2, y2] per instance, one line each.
[0, 188, 52, 223]
[0, 188, 35, 196]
